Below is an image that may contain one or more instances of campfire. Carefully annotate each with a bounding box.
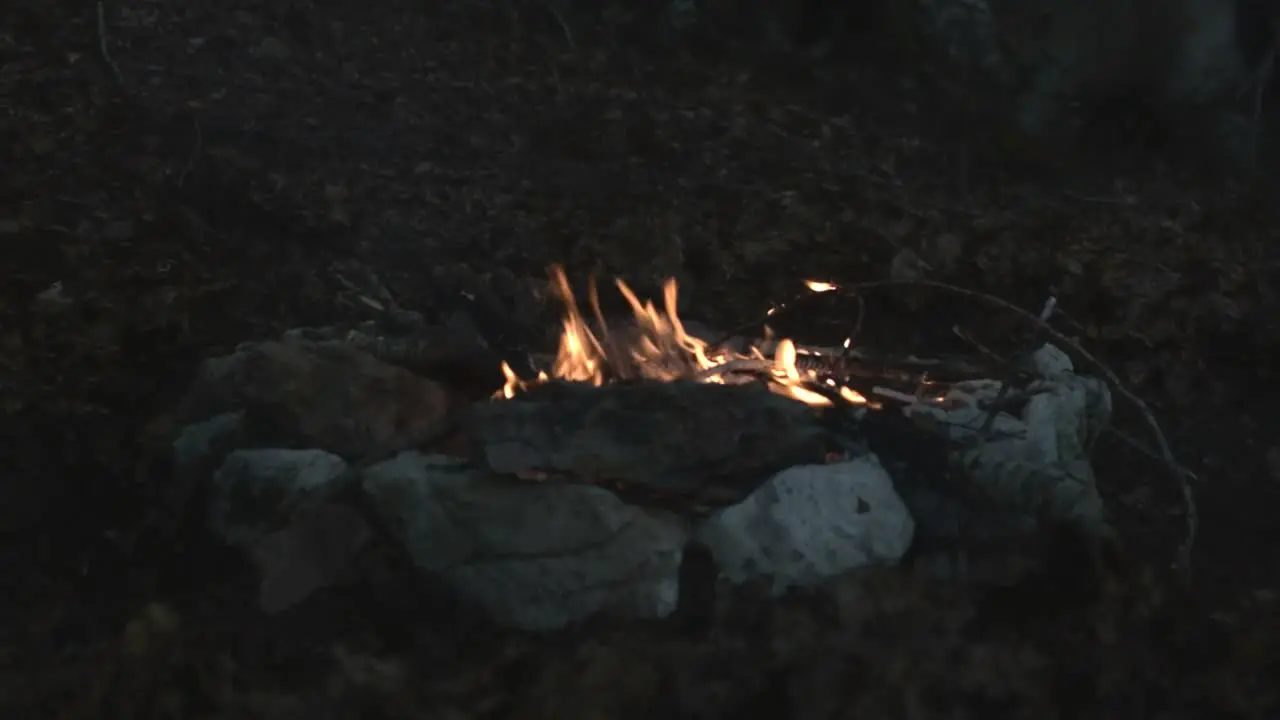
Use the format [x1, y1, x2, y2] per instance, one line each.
[170, 262, 1137, 630]
[499, 266, 869, 409]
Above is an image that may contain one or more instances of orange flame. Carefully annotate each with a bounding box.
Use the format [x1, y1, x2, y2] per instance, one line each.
[804, 280, 838, 293]
[499, 267, 866, 407]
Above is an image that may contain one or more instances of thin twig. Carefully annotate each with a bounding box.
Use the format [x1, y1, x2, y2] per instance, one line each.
[842, 292, 866, 358]
[749, 338, 994, 378]
[828, 278, 1197, 578]
[973, 295, 1055, 437]
[951, 326, 1006, 366]
[692, 358, 770, 381]
[546, 3, 575, 50]
[96, 1, 124, 85]
[871, 386, 948, 407]
[1105, 427, 1198, 483]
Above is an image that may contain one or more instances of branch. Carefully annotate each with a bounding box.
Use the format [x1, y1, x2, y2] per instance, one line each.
[97, 1, 124, 85]
[808, 278, 1198, 578]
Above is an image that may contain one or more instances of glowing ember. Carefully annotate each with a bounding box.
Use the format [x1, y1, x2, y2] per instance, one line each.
[500, 267, 866, 407]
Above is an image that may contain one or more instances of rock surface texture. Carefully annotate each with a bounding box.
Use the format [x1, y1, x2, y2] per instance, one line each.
[173, 335, 1113, 630]
[695, 458, 916, 595]
[362, 452, 689, 630]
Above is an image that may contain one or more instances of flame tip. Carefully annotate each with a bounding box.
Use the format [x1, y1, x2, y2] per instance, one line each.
[804, 280, 838, 293]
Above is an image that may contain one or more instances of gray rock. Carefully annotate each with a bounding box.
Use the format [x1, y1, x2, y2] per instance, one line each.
[175, 340, 455, 461]
[209, 449, 350, 549]
[466, 381, 827, 509]
[174, 412, 245, 463]
[362, 452, 689, 631]
[913, 347, 1111, 539]
[168, 412, 245, 531]
[693, 458, 915, 596]
[878, 343, 1112, 556]
[173, 412, 244, 482]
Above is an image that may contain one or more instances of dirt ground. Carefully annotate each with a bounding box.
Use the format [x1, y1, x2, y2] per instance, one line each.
[3, 0, 1279, 717]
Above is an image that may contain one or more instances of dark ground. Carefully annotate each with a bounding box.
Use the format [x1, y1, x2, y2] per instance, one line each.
[3, 0, 1279, 717]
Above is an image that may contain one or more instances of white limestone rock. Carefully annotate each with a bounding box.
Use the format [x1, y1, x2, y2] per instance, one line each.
[693, 457, 915, 596]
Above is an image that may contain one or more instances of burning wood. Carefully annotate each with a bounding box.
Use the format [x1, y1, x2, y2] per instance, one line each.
[499, 266, 866, 408]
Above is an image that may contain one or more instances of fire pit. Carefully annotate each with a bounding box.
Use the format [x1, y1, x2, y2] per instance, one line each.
[165, 266, 1117, 630]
